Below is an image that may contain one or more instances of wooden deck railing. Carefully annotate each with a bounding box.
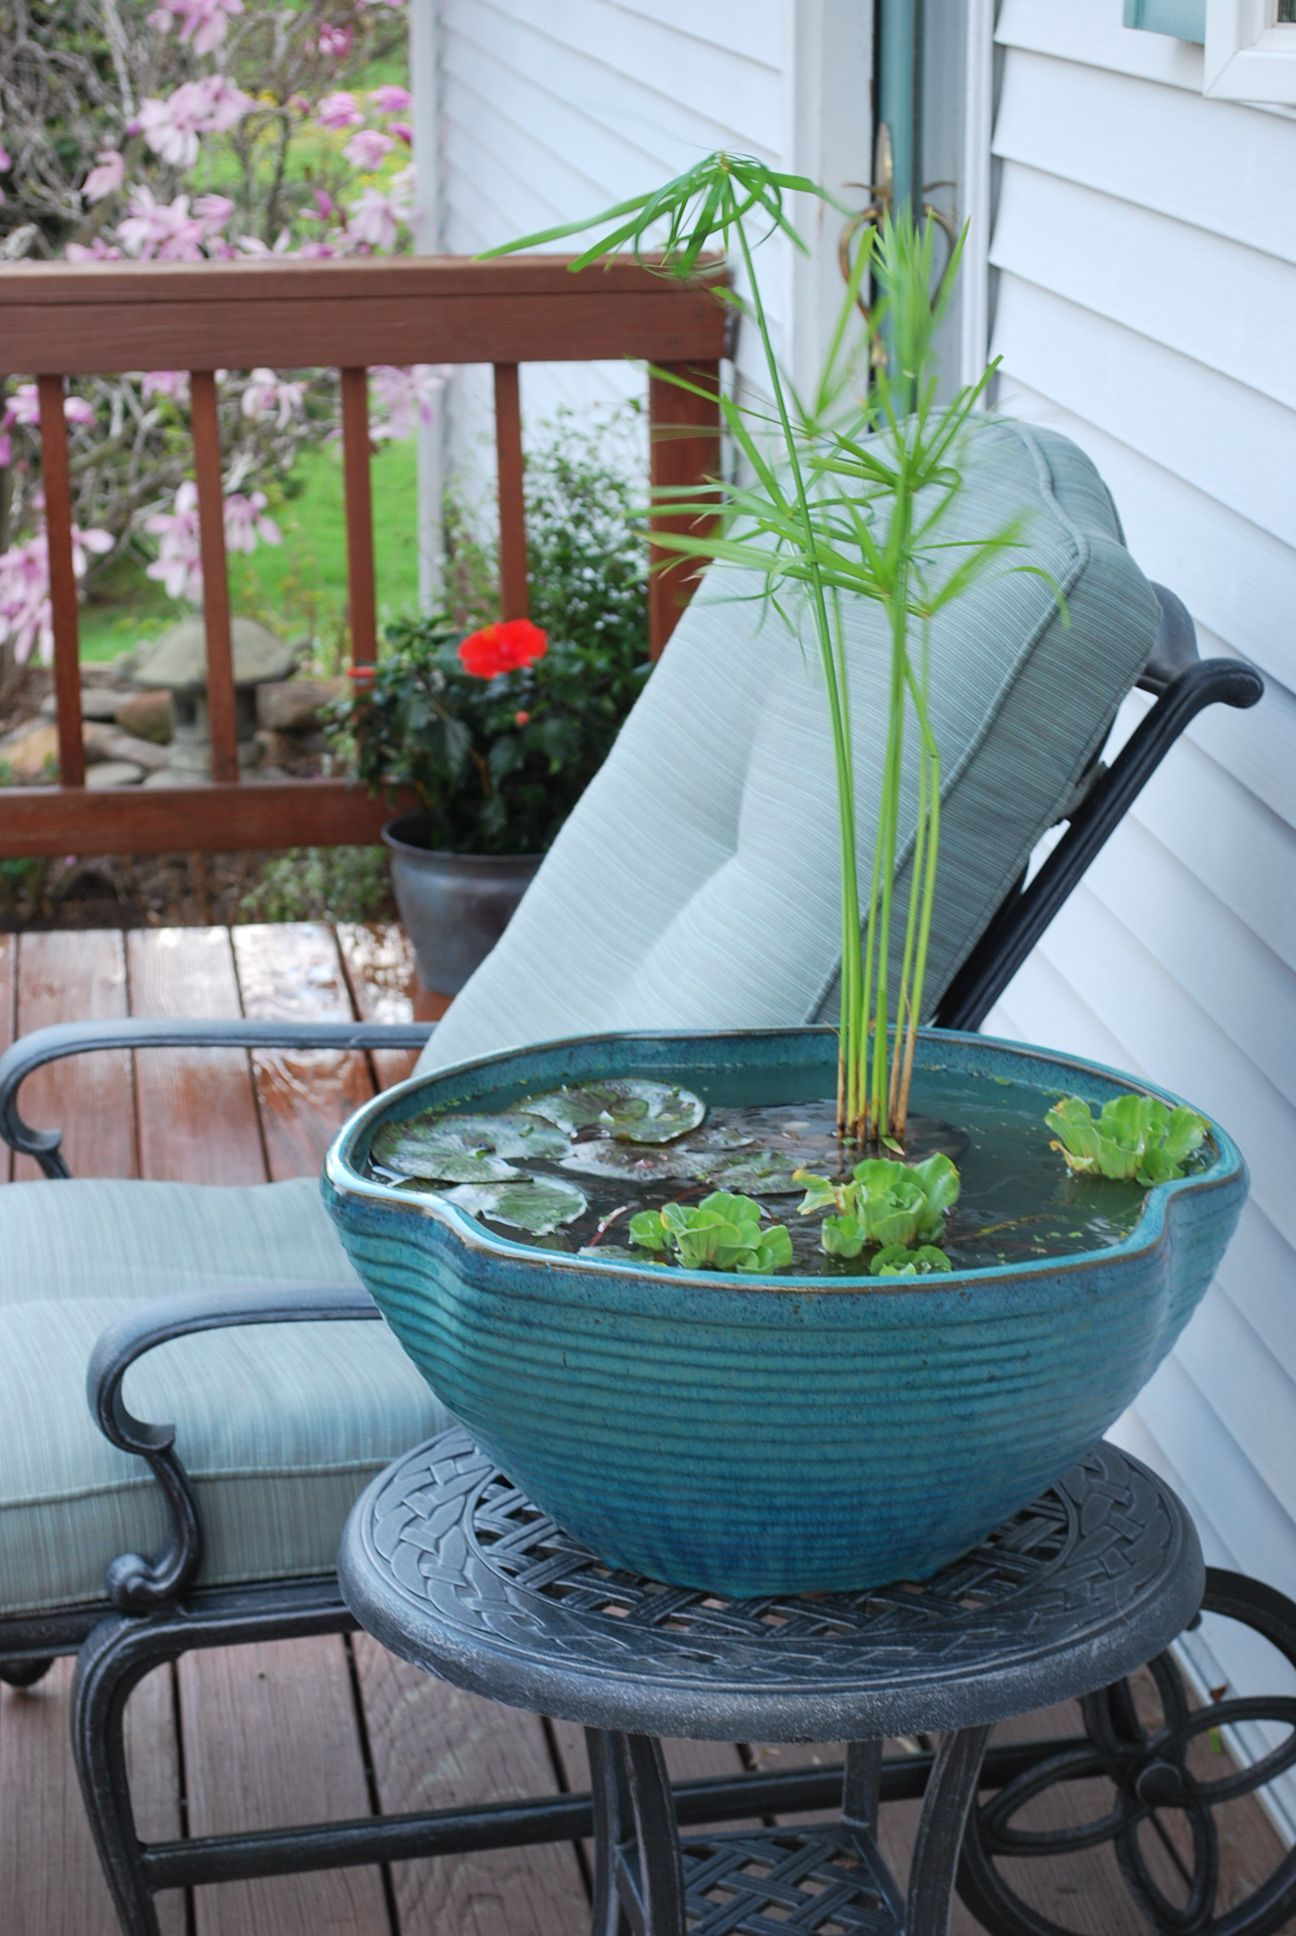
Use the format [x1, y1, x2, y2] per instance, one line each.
[0, 255, 727, 858]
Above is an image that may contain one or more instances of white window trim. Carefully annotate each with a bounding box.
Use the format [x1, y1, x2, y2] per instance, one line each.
[1204, 0, 1296, 100]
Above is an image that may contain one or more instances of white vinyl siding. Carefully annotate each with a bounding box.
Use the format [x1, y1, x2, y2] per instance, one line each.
[432, 0, 799, 491]
[987, 0, 1296, 1825]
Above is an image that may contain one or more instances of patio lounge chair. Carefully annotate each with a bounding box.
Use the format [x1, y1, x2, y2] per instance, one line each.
[0, 419, 1275, 1934]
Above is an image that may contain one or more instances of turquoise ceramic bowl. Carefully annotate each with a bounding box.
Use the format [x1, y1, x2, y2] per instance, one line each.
[323, 1028, 1246, 1596]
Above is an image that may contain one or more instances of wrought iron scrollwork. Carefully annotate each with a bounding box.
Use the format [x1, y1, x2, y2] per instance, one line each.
[958, 1568, 1296, 1936]
[87, 1280, 383, 1612]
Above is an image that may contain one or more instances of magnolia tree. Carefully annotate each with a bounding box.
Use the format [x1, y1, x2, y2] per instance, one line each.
[0, 0, 446, 677]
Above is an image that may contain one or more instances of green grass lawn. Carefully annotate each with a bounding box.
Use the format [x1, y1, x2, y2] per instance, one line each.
[80, 437, 423, 666]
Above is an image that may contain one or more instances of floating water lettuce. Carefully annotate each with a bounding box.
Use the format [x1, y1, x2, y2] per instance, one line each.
[525, 1078, 706, 1145]
[796, 1153, 960, 1261]
[870, 1244, 952, 1277]
[1045, 1095, 1208, 1186]
[628, 1191, 793, 1273]
[371, 1110, 567, 1184]
[444, 1176, 588, 1236]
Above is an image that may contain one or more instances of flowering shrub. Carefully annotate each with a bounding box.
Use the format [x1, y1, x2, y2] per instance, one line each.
[0, 1, 441, 677]
[331, 412, 650, 854]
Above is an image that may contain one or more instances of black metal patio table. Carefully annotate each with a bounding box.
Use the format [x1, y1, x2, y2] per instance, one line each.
[339, 1427, 1204, 1935]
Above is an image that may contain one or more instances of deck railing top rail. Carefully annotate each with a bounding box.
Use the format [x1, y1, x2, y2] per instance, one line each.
[0, 254, 728, 859]
[0, 254, 728, 372]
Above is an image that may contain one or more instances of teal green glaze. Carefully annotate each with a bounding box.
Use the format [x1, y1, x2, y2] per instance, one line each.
[322, 1028, 1247, 1596]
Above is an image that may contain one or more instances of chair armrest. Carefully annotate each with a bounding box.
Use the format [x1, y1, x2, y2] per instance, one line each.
[86, 1280, 383, 1613]
[0, 1017, 436, 1177]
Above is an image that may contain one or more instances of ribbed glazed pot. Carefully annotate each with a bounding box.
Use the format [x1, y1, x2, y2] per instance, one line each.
[323, 1028, 1246, 1596]
[382, 814, 541, 995]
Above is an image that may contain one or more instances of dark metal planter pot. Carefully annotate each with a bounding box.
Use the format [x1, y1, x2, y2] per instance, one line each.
[323, 1026, 1247, 1599]
[382, 813, 541, 994]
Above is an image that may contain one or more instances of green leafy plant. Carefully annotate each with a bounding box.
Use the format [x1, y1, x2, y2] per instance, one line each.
[331, 412, 649, 855]
[629, 1191, 793, 1273]
[795, 1152, 959, 1264]
[1045, 1096, 1208, 1186]
[872, 1244, 953, 1277]
[484, 155, 1022, 1148]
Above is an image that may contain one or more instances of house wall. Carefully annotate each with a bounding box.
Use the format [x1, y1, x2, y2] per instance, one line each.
[427, 0, 870, 503]
[983, 0, 1296, 1817]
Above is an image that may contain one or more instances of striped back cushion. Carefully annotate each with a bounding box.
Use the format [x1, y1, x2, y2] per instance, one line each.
[418, 420, 1159, 1075]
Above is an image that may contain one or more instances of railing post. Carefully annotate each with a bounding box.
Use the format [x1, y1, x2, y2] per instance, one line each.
[340, 368, 378, 668]
[492, 363, 528, 621]
[648, 360, 721, 659]
[189, 371, 240, 785]
[36, 375, 86, 787]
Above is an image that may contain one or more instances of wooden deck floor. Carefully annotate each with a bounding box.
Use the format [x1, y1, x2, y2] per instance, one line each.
[0, 923, 1287, 1935]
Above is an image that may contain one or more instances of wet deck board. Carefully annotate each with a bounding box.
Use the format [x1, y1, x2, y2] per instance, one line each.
[0, 923, 1286, 1936]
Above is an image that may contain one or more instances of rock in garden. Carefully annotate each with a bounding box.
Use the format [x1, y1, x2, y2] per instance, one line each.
[85, 725, 172, 773]
[0, 721, 60, 782]
[85, 760, 146, 788]
[40, 686, 120, 722]
[256, 677, 343, 733]
[114, 689, 173, 743]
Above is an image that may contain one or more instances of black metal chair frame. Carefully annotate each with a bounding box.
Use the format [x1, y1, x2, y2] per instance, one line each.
[0, 585, 1289, 1936]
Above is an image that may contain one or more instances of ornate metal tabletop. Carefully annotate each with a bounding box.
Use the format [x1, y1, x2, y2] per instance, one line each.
[339, 1428, 1203, 1746]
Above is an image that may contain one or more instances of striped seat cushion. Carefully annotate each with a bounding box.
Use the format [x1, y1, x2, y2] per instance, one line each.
[0, 1179, 441, 1618]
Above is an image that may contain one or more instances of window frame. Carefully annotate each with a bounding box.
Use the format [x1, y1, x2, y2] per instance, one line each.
[1204, 0, 1296, 99]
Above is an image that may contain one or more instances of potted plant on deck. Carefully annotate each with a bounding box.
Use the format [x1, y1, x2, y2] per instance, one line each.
[323, 156, 1247, 1595]
[334, 417, 650, 992]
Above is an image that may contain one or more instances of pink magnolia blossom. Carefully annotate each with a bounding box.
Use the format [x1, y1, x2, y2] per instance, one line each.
[0, 434, 10, 467]
[317, 91, 363, 131]
[82, 148, 125, 203]
[0, 145, 10, 171]
[371, 85, 412, 114]
[140, 76, 250, 165]
[344, 128, 394, 171]
[223, 490, 281, 554]
[345, 181, 411, 251]
[3, 384, 95, 432]
[240, 368, 306, 429]
[145, 481, 203, 602]
[369, 365, 450, 441]
[65, 238, 124, 262]
[148, 0, 245, 55]
[193, 192, 235, 234]
[140, 371, 189, 402]
[0, 526, 112, 666]
[117, 187, 206, 260]
[195, 73, 252, 134]
[319, 24, 353, 57]
[294, 241, 337, 259]
[236, 230, 293, 257]
[146, 480, 280, 603]
[139, 85, 210, 167]
[388, 121, 413, 145]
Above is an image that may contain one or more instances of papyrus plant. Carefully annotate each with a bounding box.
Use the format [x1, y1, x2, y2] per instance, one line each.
[486, 155, 1022, 1147]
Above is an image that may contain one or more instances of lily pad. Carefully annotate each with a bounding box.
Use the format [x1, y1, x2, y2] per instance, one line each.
[577, 1243, 641, 1262]
[693, 1147, 804, 1197]
[444, 1176, 588, 1236]
[559, 1137, 707, 1183]
[524, 1078, 706, 1145]
[371, 1110, 567, 1184]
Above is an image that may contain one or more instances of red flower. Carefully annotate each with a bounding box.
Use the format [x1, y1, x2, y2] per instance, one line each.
[514, 709, 531, 727]
[457, 618, 548, 679]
